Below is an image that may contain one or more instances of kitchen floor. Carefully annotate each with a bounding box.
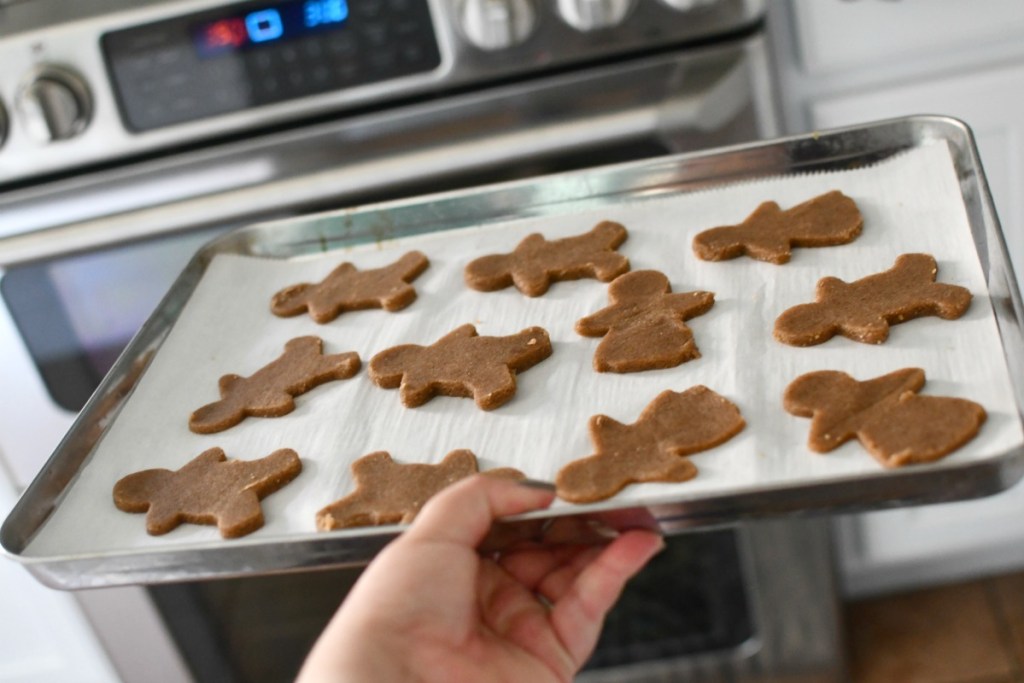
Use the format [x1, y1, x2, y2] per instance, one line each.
[845, 570, 1024, 683]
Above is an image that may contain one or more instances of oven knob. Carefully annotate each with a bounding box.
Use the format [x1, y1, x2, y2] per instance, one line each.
[458, 0, 536, 51]
[16, 66, 93, 143]
[658, 0, 717, 9]
[556, 0, 635, 31]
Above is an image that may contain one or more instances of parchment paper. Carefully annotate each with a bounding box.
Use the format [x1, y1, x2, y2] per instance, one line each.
[25, 142, 1024, 556]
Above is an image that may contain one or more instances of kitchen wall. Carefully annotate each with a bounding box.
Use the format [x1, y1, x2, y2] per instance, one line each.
[767, 0, 1024, 597]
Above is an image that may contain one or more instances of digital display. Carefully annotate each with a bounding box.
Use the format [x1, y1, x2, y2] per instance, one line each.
[193, 0, 349, 57]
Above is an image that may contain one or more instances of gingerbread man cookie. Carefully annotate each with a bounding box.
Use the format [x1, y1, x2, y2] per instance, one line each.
[693, 190, 863, 264]
[464, 221, 629, 297]
[369, 324, 552, 410]
[113, 447, 302, 538]
[784, 368, 986, 467]
[774, 253, 972, 346]
[317, 450, 523, 530]
[271, 251, 429, 323]
[189, 336, 360, 434]
[576, 270, 715, 373]
[556, 387, 745, 503]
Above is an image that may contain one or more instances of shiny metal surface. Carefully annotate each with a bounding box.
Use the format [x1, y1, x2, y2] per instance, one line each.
[457, 0, 537, 50]
[0, 0, 764, 184]
[577, 518, 844, 683]
[0, 98, 7, 148]
[14, 64, 93, 142]
[2, 115, 1021, 590]
[556, 0, 636, 31]
[0, 36, 775, 262]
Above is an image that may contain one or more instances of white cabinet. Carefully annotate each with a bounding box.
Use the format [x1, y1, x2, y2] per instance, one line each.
[811, 60, 1024, 298]
[768, 0, 1024, 597]
[0, 466, 120, 683]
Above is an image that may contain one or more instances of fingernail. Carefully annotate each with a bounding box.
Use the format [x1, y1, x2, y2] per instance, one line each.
[517, 478, 557, 492]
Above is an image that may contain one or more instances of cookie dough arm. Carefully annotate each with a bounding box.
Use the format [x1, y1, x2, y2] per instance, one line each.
[575, 305, 621, 336]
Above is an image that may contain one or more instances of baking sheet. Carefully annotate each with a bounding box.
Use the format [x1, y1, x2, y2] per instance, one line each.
[20, 140, 1024, 559]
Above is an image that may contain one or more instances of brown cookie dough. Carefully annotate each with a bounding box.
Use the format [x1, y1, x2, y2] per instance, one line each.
[464, 221, 629, 297]
[784, 367, 986, 467]
[113, 447, 302, 538]
[271, 251, 429, 323]
[693, 190, 863, 264]
[774, 253, 972, 346]
[189, 336, 360, 434]
[316, 450, 523, 530]
[556, 387, 745, 503]
[368, 324, 552, 410]
[576, 270, 715, 373]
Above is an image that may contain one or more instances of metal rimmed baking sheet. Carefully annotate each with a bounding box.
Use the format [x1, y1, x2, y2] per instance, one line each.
[4, 116, 1023, 589]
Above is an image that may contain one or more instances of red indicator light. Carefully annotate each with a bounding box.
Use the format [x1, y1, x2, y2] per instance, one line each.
[204, 18, 248, 50]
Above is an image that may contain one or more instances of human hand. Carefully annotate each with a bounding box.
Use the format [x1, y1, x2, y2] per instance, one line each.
[296, 475, 664, 683]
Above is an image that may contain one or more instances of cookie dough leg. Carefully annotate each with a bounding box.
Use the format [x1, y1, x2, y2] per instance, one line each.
[469, 365, 518, 410]
[215, 490, 267, 538]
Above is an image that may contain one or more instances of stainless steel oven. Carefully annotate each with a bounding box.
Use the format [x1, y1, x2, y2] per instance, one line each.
[0, 0, 845, 680]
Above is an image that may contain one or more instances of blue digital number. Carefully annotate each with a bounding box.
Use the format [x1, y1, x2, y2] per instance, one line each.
[246, 9, 284, 42]
[304, 0, 348, 28]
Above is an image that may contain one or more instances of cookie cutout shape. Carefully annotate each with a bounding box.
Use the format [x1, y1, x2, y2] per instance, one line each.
[317, 450, 524, 530]
[113, 447, 302, 538]
[784, 368, 986, 468]
[774, 253, 972, 346]
[556, 387, 745, 503]
[576, 270, 715, 373]
[693, 190, 862, 264]
[189, 336, 360, 434]
[271, 251, 429, 323]
[369, 324, 552, 410]
[464, 221, 629, 297]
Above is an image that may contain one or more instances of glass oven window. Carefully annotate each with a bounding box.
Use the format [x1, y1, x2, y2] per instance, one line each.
[1, 227, 225, 412]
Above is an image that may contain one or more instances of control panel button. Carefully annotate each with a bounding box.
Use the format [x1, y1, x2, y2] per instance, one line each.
[557, 0, 634, 31]
[16, 66, 93, 143]
[458, 0, 536, 51]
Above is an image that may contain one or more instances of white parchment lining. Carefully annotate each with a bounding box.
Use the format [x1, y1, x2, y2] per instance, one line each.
[25, 142, 1024, 557]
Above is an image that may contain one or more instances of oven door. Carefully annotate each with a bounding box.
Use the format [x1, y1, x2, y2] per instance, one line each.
[0, 33, 843, 683]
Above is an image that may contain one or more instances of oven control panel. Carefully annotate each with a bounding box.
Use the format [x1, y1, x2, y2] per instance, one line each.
[104, 0, 441, 131]
[0, 0, 763, 184]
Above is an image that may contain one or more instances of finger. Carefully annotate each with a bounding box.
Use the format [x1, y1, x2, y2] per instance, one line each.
[404, 475, 556, 549]
[551, 530, 664, 668]
[496, 543, 589, 589]
[533, 545, 605, 604]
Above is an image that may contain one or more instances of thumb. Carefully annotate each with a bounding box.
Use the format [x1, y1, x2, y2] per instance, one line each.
[404, 475, 556, 549]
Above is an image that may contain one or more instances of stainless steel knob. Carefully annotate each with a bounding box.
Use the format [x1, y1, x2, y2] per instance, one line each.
[556, 0, 634, 31]
[658, 0, 718, 10]
[16, 66, 92, 143]
[458, 0, 536, 51]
